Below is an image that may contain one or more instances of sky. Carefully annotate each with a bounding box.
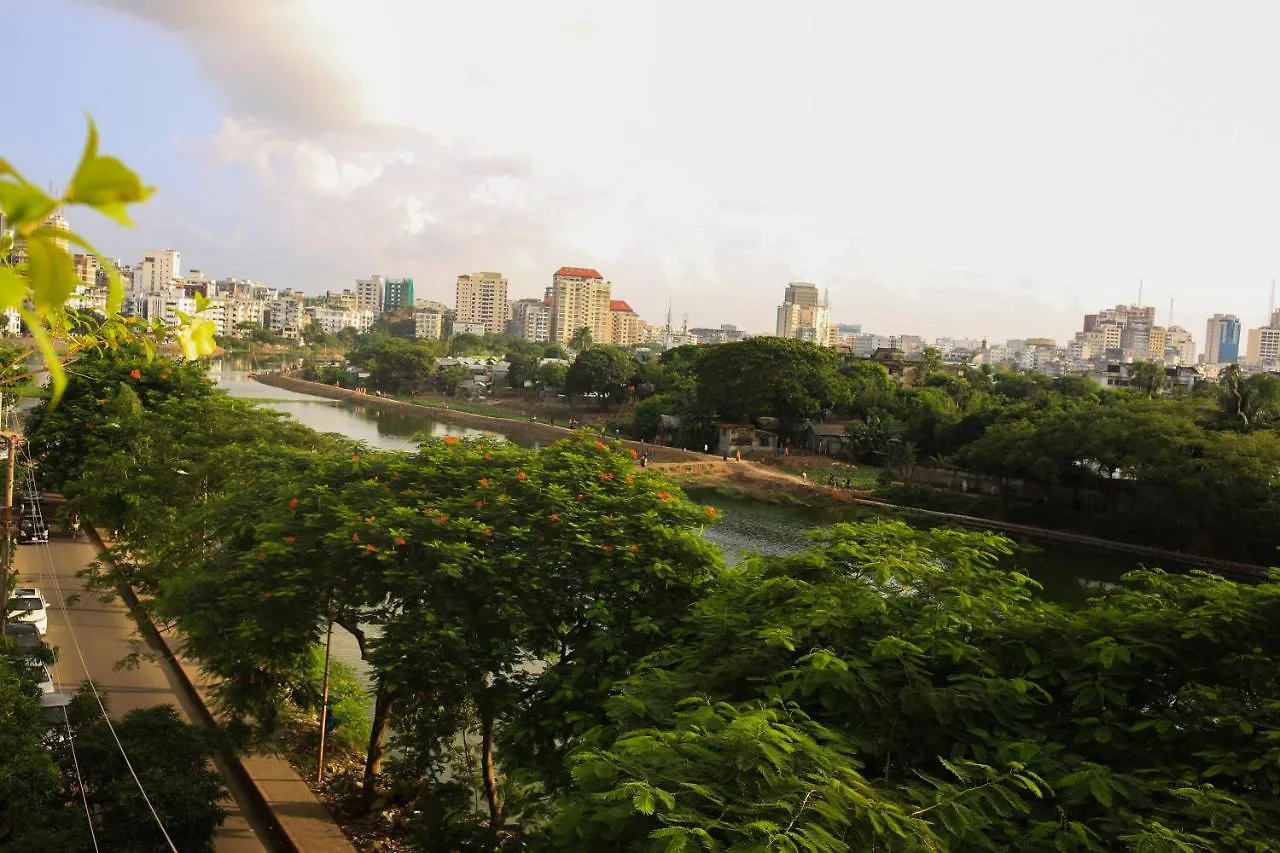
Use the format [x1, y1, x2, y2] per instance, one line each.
[6, 1, 1280, 344]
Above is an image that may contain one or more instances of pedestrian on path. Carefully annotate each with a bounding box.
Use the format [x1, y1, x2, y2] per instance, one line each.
[70, 512, 82, 541]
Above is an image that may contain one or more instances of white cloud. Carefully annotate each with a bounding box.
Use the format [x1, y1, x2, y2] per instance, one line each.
[77, 0, 1280, 340]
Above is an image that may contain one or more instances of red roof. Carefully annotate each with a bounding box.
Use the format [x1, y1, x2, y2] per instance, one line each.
[609, 299, 634, 313]
[554, 266, 603, 279]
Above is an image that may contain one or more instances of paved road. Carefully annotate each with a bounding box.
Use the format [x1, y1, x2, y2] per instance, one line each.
[14, 536, 275, 852]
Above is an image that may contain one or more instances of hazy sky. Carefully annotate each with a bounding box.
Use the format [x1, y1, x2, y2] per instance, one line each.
[7, 1, 1280, 343]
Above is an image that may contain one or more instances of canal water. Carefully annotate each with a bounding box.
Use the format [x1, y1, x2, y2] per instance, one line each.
[210, 359, 1147, 686]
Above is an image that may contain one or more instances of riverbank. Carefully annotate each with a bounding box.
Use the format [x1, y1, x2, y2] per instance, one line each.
[252, 372, 703, 462]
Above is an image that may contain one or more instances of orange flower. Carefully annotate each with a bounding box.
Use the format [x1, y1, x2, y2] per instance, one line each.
[593, 440, 607, 451]
[479, 477, 490, 488]
[264, 591, 273, 599]
[629, 543, 639, 553]
[549, 513, 559, 523]
[352, 453, 361, 462]
[128, 368, 141, 380]
[576, 493, 584, 501]
[365, 544, 377, 553]
[484, 527, 493, 538]
[603, 544, 616, 553]
[484, 453, 493, 460]
[351, 533, 360, 542]
[516, 471, 527, 481]
[625, 475, 634, 485]
[159, 373, 170, 380]
[474, 499, 485, 509]
[630, 449, 638, 459]
[256, 550, 265, 559]
[437, 513, 449, 523]
[288, 497, 299, 512]
[444, 435, 459, 445]
[366, 515, 376, 522]
[394, 537, 406, 547]
[284, 535, 296, 544]
[705, 506, 718, 517]
[657, 491, 673, 501]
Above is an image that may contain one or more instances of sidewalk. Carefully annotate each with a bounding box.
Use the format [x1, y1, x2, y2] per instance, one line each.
[91, 528, 356, 853]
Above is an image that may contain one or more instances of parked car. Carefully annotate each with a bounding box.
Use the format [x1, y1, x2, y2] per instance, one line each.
[2, 621, 42, 653]
[39, 691, 73, 726]
[7, 592, 48, 635]
[25, 659, 54, 694]
[18, 516, 49, 544]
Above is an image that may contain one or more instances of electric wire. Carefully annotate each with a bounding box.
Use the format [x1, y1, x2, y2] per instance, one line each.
[7, 435, 100, 851]
[17, 444, 178, 852]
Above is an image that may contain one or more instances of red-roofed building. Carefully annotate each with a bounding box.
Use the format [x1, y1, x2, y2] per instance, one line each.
[551, 266, 612, 346]
[554, 266, 604, 280]
[608, 298, 643, 347]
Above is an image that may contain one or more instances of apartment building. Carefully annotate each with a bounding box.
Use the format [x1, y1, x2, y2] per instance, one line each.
[134, 249, 181, 293]
[72, 253, 99, 287]
[414, 309, 444, 340]
[306, 305, 374, 335]
[455, 271, 509, 336]
[268, 293, 305, 340]
[608, 300, 643, 347]
[549, 267, 611, 345]
[508, 297, 550, 342]
[1164, 325, 1197, 365]
[355, 275, 385, 314]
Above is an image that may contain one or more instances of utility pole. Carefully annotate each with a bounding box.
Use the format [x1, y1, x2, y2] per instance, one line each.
[0, 433, 17, 633]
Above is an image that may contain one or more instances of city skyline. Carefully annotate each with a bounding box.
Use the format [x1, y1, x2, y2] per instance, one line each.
[13, 2, 1280, 342]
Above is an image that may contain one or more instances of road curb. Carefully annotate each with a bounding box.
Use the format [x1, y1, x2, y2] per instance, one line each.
[87, 526, 356, 853]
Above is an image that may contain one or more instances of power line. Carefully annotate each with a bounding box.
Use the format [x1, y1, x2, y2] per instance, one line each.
[14, 451, 100, 851]
[19, 449, 178, 852]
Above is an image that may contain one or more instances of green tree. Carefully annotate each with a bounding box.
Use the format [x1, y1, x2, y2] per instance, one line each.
[0, 117, 215, 402]
[1129, 360, 1165, 397]
[693, 337, 851, 432]
[542, 520, 1280, 851]
[364, 338, 436, 394]
[568, 326, 593, 353]
[565, 347, 634, 409]
[537, 361, 569, 391]
[842, 359, 897, 416]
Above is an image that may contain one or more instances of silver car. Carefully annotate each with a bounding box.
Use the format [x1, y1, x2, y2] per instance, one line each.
[7, 593, 48, 636]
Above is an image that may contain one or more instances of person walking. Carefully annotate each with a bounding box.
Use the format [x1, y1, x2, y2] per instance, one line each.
[70, 512, 82, 542]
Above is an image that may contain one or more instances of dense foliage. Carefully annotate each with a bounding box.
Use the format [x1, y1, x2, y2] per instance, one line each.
[26, 348, 1280, 851]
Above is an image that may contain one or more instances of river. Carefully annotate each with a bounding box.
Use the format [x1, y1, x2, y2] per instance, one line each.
[210, 358, 1148, 685]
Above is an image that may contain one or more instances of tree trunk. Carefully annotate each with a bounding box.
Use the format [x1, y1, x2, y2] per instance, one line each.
[477, 688, 503, 825]
[361, 681, 393, 810]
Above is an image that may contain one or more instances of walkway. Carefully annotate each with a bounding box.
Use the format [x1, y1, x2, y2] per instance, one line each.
[14, 537, 275, 851]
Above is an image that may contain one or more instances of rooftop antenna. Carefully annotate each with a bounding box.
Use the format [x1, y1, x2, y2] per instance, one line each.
[664, 298, 672, 335]
[1168, 297, 1174, 326]
[1270, 279, 1276, 322]
[681, 312, 688, 334]
[1136, 279, 1144, 307]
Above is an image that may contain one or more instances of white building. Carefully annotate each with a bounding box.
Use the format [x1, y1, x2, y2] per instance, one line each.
[268, 294, 305, 340]
[550, 267, 612, 345]
[414, 309, 444, 340]
[355, 275, 385, 315]
[134, 249, 181, 294]
[508, 297, 550, 343]
[305, 305, 374, 335]
[453, 321, 487, 337]
[456, 271, 509, 336]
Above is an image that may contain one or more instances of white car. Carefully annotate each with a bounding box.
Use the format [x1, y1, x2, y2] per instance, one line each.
[7, 590, 48, 636]
[24, 659, 54, 694]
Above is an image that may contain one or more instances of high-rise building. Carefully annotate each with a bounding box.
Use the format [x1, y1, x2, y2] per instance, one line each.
[608, 299, 642, 347]
[1165, 325, 1197, 365]
[72, 253, 99, 288]
[775, 282, 834, 345]
[455, 272, 509, 336]
[134, 249, 181, 293]
[383, 278, 415, 314]
[549, 267, 611, 345]
[508, 297, 550, 342]
[1245, 326, 1280, 367]
[355, 275, 385, 314]
[1204, 314, 1241, 364]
